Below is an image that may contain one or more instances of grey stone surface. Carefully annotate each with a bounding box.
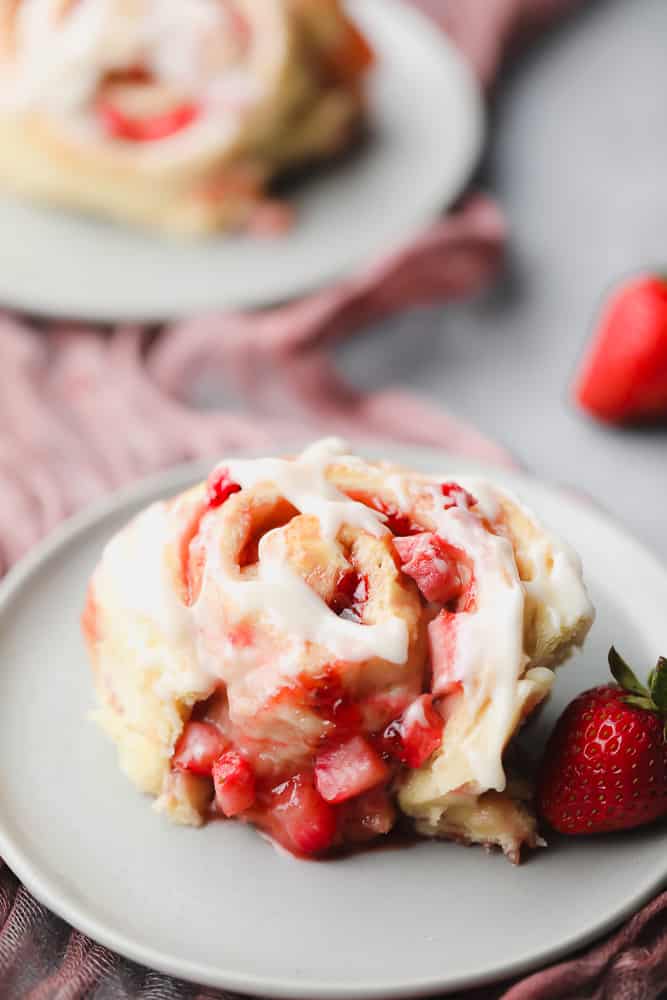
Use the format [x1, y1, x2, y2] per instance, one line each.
[339, 0, 667, 558]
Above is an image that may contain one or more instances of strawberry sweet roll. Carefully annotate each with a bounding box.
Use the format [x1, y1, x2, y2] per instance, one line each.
[83, 439, 594, 860]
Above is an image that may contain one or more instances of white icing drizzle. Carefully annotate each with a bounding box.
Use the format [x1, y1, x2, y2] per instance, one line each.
[3, 0, 117, 112]
[1, 0, 268, 154]
[198, 526, 407, 666]
[196, 439, 407, 670]
[223, 438, 389, 542]
[429, 497, 526, 792]
[101, 502, 189, 641]
[96, 442, 592, 793]
[385, 473, 412, 511]
[421, 475, 593, 795]
[98, 503, 213, 700]
[460, 478, 595, 636]
[98, 440, 409, 708]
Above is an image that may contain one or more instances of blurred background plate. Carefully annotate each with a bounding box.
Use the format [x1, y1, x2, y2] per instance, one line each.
[0, 0, 483, 323]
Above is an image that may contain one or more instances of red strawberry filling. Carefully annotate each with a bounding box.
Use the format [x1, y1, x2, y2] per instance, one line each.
[172, 721, 228, 776]
[170, 668, 449, 855]
[207, 467, 242, 508]
[299, 667, 363, 736]
[315, 735, 389, 804]
[441, 482, 477, 510]
[394, 533, 466, 604]
[98, 91, 200, 142]
[373, 498, 422, 537]
[165, 475, 487, 856]
[213, 751, 256, 817]
[264, 775, 337, 855]
[382, 695, 444, 769]
[329, 569, 368, 619]
[338, 787, 396, 842]
[428, 612, 465, 698]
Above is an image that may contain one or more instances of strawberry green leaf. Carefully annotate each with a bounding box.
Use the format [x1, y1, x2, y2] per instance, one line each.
[622, 695, 657, 712]
[608, 647, 650, 698]
[648, 657, 667, 714]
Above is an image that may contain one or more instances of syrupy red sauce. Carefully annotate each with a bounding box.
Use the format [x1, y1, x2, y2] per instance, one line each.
[206, 467, 242, 509]
[372, 498, 423, 537]
[441, 482, 477, 510]
[324, 815, 424, 861]
[297, 666, 363, 739]
[328, 569, 368, 620]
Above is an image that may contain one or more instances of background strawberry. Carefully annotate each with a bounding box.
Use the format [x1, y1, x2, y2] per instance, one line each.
[573, 274, 667, 423]
[538, 648, 667, 835]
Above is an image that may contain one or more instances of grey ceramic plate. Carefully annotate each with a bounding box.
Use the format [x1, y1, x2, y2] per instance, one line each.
[0, 0, 483, 322]
[0, 443, 665, 999]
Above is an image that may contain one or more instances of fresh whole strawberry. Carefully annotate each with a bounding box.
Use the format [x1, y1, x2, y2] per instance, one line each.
[538, 648, 667, 835]
[574, 274, 667, 423]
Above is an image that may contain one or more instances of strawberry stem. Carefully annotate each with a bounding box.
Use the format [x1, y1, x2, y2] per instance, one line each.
[622, 695, 656, 712]
[609, 647, 667, 741]
[608, 647, 650, 698]
[649, 656, 667, 713]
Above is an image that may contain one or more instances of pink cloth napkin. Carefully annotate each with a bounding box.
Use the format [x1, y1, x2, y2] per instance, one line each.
[3, 2, 666, 999]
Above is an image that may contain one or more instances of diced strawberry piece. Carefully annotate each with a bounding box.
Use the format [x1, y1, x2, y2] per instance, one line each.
[394, 533, 463, 604]
[315, 735, 389, 804]
[398, 695, 444, 768]
[441, 482, 476, 509]
[338, 787, 396, 842]
[206, 466, 242, 508]
[172, 722, 227, 776]
[213, 751, 256, 817]
[428, 611, 464, 698]
[272, 775, 337, 855]
[381, 696, 444, 768]
[98, 97, 199, 142]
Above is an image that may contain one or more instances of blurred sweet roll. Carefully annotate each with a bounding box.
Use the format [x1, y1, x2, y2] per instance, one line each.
[0, 0, 374, 234]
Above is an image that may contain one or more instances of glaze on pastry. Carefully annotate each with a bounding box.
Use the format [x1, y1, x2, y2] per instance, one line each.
[82, 439, 595, 860]
[0, 0, 373, 235]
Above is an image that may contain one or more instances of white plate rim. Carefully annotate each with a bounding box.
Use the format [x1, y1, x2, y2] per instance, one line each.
[0, 0, 485, 323]
[0, 444, 665, 998]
